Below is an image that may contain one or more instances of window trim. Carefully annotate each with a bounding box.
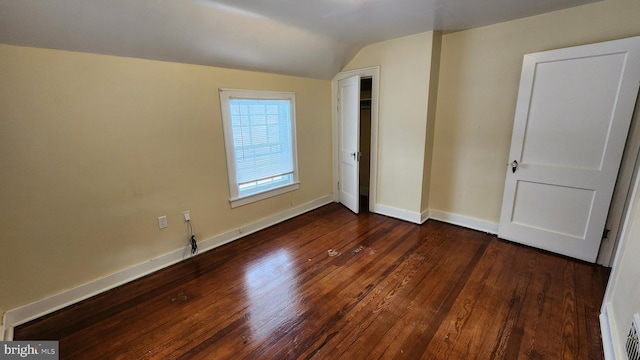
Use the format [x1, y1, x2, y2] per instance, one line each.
[219, 88, 300, 208]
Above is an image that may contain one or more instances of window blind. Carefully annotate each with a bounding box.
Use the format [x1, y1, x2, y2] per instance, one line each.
[229, 98, 294, 186]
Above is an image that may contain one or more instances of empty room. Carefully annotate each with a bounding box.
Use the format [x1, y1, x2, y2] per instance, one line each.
[1, 0, 640, 359]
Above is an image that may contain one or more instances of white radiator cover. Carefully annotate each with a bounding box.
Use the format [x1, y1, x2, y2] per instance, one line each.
[626, 313, 640, 360]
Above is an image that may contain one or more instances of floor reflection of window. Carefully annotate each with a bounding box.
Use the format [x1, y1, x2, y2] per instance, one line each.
[243, 249, 299, 342]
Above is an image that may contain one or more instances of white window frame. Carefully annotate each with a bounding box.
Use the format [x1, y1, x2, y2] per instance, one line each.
[219, 88, 300, 208]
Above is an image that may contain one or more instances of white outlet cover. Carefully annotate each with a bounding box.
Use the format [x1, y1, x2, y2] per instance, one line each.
[157, 216, 168, 229]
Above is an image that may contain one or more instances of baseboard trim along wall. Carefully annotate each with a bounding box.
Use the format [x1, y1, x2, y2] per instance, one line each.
[2, 195, 333, 341]
[421, 209, 430, 224]
[2, 199, 501, 340]
[428, 210, 499, 234]
[373, 204, 424, 224]
[599, 302, 620, 360]
[369, 205, 498, 234]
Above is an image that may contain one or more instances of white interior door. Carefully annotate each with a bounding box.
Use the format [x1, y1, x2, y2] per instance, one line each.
[338, 75, 360, 213]
[498, 36, 640, 262]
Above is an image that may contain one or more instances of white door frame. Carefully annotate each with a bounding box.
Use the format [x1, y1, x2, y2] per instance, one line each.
[597, 91, 640, 266]
[332, 66, 380, 212]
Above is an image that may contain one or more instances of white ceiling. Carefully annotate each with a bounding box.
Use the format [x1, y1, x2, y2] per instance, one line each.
[0, 0, 598, 79]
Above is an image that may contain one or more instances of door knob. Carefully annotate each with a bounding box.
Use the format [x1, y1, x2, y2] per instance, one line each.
[510, 160, 518, 173]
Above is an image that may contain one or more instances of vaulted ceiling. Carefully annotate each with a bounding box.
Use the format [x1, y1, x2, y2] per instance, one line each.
[0, 0, 598, 79]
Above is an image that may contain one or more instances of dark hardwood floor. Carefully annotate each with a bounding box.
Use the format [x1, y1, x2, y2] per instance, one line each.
[14, 203, 610, 359]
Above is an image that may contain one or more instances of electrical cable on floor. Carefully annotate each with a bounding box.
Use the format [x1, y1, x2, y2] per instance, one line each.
[187, 219, 198, 255]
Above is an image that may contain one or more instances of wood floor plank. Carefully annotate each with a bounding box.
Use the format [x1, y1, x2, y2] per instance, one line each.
[300, 225, 428, 359]
[360, 225, 490, 359]
[248, 217, 419, 360]
[511, 249, 564, 360]
[13, 203, 610, 359]
[421, 235, 517, 359]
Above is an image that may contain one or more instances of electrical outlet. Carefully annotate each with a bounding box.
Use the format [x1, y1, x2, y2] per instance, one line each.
[157, 216, 168, 229]
[183, 211, 190, 222]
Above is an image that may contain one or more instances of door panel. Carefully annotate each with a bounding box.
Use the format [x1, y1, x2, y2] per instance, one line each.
[338, 75, 360, 213]
[520, 53, 626, 170]
[499, 36, 640, 262]
[511, 181, 594, 238]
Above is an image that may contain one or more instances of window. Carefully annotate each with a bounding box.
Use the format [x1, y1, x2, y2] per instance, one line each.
[219, 89, 299, 208]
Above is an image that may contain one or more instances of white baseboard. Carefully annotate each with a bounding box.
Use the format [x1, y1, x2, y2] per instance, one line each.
[373, 204, 423, 224]
[2, 195, 332, 341]
[370, 205, 497, 233]
[428, 209, 499, 234]
[600, 304, 615, 360]
[600, 302, 625, 360]
[421, 209, 430, 224]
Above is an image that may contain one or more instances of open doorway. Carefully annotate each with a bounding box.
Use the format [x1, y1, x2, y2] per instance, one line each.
[359, 77, 372, 212]
[332, 66, 380, 214]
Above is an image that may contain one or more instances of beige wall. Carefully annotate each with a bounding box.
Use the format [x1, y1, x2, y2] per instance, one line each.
[0, 44, 332, 312]
[343, 32, 434, 213]
[430, 0, 640, 223]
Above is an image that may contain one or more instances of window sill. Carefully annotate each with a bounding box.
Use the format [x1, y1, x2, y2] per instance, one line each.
[230, 182, 300, 208]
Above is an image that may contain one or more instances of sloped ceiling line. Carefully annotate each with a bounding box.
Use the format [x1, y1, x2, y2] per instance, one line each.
[0, 0, 598, 79]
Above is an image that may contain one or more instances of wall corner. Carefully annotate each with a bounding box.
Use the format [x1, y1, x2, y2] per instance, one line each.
[421, 31, 443, 212]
